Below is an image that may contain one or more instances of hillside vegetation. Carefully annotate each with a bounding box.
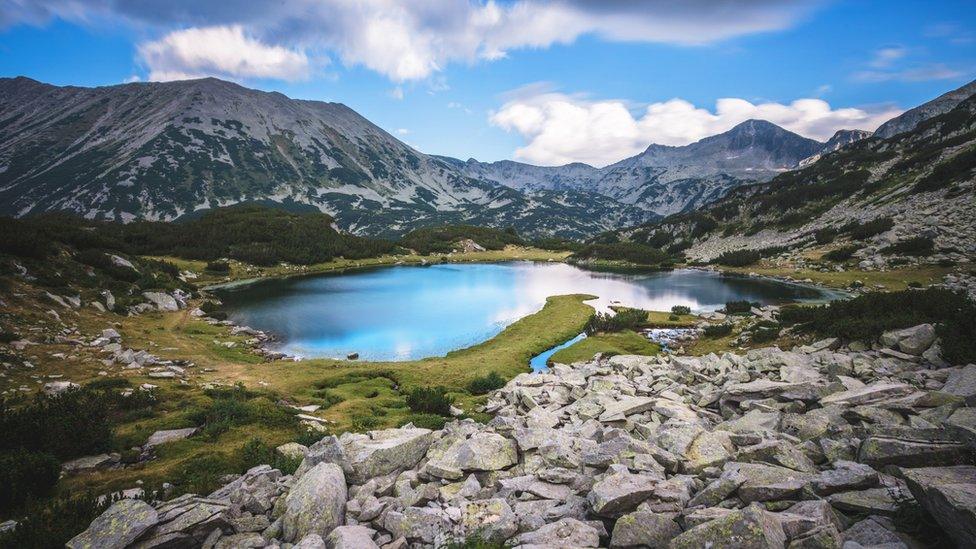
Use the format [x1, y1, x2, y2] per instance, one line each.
[399, 225, 523, 255]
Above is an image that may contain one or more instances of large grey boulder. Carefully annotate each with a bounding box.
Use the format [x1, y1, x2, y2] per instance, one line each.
[827, 487, 907, 517]
[943, 365, 976, 405]
[842, 516, 907, 548]
[294, 534, 327, 548]
[425, 431, 517, 479]
[67, 499, 158, 549]
[515, 518, 600, 547]
[881, 324, 936, 355]
[819, 382, 913, 406]
[325, 525, 378, 549]
[671, 504, 786, 549]
[142, 291, 181, 311]
[899, 465, 976, 548]
[281, 463, 347, 542]
[384, 507, 451, 545]
[588, 467, 659, 516]
[812, 460, 878, 495]
[43, 380, 79, 396]
[610, 511, 680, 548]
[459, 498, 518, 543]
[683, 430, 734, 473]
[145, 427, 197, 448]
[857, 433, 969, 468]
[342, 427, 434, 483]
[724, 462, 813, 503]
[599, 396, 656, 422]
[133, 495, 230, 547]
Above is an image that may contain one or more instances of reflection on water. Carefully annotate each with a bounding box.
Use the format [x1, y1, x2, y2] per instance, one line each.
[214, 262, 840, 361]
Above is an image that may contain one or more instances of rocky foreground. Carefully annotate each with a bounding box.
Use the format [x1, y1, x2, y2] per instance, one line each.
[69, 325, 976, 548]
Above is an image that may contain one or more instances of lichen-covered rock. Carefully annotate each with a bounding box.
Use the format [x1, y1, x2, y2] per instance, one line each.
[943, 365, 976, 405]
[724, 462, 814, 503]
[342, 427, 434, 483]
[281, 462, 347, 542]
[67, 499, 158, 549]
[384, 507, 451, 545]
[610, 511, 680, 548]
[325, 525, 378, 549]
[515, 518, 600, 548]
[588, 467, 659, 516]
[459, 498, 518, 542]
[142, 291, 180, 311]
[425, 431, 517, 479]
[144, 427, 197, 448]
[671, 504, 786, 549]
[293, 533, 327, 548]
[812, 460, 878, 495]
[881, 324, 936, 355]
[899, 465, 976, 548]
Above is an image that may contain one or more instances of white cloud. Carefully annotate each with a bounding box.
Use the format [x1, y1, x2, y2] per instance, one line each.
[388, 86, 404, 100]
[122, 74, 141, 83]
[490, 88, 902, 167]
[10, 1, 822, 82]
[395, 128, 410, 135]
[853, 45, 967, 83]
[853, 63, 965, 83]
[868, 46, 907, 68]
[137, 25, 310, 82]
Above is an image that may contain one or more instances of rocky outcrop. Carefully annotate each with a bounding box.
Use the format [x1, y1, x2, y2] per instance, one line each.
[899, 465, 976, 547]
[73, 343, 976, 548]
[67, 499, 158, 549]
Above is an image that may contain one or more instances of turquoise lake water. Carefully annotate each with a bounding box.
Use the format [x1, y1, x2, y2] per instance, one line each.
[214, 262, 838, 361]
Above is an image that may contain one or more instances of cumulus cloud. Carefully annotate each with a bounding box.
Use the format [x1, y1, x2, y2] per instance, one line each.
[138, 25, 310, 82]
[5, 0, 822, 82]
[490, 89, 901, 167]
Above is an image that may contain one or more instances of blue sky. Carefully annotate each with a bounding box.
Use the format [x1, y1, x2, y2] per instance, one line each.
[1, 1, 974, 166]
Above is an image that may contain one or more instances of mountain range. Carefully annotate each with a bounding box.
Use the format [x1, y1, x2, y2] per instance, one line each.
[0, 75, 968, 238]
[605, 78, 976, 264]
[449, 119, 826, 217]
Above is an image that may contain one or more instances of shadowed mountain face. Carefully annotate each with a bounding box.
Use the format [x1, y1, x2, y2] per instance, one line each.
[0, 77, 652, 238]
[450, 119, 825, 217]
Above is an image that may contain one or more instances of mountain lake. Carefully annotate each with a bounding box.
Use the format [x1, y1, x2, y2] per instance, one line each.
[213, 262, 844, 361]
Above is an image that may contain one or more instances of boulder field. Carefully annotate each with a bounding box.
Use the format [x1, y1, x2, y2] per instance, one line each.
[71, 330, 976, 548]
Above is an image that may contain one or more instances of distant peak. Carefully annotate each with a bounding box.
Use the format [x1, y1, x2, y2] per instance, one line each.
[728, 119, 783, 133]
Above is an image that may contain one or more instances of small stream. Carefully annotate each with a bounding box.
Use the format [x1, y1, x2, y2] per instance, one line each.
[530, 333, 586, 372]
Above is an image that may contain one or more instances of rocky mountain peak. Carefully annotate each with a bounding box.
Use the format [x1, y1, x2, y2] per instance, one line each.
[874, 78, 976, 138]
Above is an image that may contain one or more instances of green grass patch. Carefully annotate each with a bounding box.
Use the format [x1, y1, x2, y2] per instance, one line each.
[550, 330, 660, 364]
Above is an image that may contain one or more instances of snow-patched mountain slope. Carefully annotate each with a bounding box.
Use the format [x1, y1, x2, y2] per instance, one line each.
[0, 77, 652, 237]
[450, 120, 824, 217]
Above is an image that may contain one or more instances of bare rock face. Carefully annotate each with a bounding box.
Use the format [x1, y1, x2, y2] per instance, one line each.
[281, 463, 347, 542]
